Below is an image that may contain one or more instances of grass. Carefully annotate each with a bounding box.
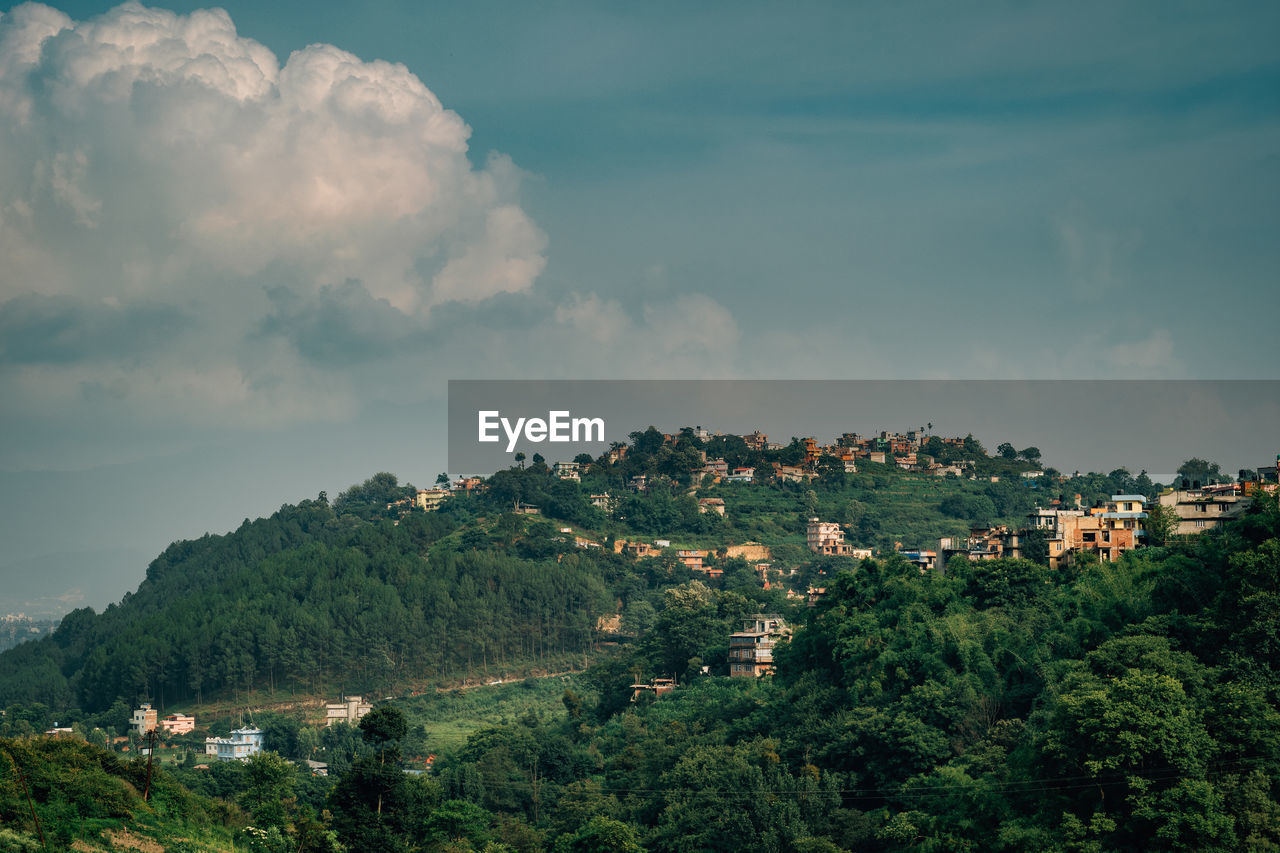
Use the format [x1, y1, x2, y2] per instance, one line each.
[393, 673, 584, 755]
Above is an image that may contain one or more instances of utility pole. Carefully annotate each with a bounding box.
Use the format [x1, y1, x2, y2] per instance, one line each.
[143, 728, 158, 801]
[4, 746, 48, 852]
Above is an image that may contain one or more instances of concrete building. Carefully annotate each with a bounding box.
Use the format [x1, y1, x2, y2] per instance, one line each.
[1158, 485, 1250, 535]
[131, 704, 157, 735]
[204, 727, 264, 761]
[807, 518, 854, 556]
[939, 526, 1021, 563]
[677, 549, 716, 577]
[898, 549, 938, 571]
[729, 615, 789, 677]
[414, 489, 450, 511]
[325, 696, 373, 727]
[698, 497, 726, 516]
[160, 714, 195, 735]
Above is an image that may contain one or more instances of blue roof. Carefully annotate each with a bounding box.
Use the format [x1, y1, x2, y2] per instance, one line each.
[1111, 495, 1147, 502]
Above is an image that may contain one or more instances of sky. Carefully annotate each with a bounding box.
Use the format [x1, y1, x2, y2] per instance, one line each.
[0, 1, 1277, 614]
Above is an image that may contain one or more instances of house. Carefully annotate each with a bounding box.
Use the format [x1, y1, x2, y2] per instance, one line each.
[803, 438, 820, 464]
[204, 727, 264, 762]
[631, 677, 677, 702]
[414, 489, 450, 511]
[1244, 456, 1278, 494]
[160, 714, 195, 735]
[698, 497, 726, 516]
[807, 518, 854, 556]
[703, 459, 729, 477]
[940, 526, 1021, 563]
[728, 615, 790, 677]
[618, 540, 657, 558]
[1022, 501, 1141, 568]
[1158, 485, 1250, 535]
[677, 549, 710, 573]
[773, 465, 806, 482]
[553, 461, 580, 481]
[590, 493, 615, 511]
[325, 696, 372, 727]
[741, 431, 769, 452]
[1093, 495, 1147, 540]
[898, 549, 938, 571]
[630, 474, 648, 492]
[452, 477, 484, 492]
[131, 704, 158, 735]
[725, 467, 755, 483]
[514, 502, 540, 515]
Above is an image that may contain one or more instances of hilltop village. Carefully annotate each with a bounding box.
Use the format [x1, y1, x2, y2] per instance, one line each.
[409, 424, 1277, 593]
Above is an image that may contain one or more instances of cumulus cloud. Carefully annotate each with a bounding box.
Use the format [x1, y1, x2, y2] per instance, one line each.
[0, 1, 547, 424]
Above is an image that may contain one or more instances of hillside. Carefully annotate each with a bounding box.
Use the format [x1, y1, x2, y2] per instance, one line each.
[0, 735, 244, 851]
[0, 429, 1156, 716]
[0, 433, 1275, 851]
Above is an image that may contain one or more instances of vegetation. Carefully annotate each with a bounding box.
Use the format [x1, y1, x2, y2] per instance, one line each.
[0, 735, 241, 851]
[0, 434, 1273, 850]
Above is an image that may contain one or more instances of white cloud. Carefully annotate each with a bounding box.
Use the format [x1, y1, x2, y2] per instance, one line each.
[0, 1, 546, 424]
[547, 292, 741, 376]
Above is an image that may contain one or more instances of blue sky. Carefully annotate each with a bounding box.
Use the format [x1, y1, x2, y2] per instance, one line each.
[0, 1, 1277, 613]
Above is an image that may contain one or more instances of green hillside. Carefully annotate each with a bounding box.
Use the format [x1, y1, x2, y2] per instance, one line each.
[3, 430, 1271, 851]
[0, 735, 243, 851]
[0, 427, 1120, 716]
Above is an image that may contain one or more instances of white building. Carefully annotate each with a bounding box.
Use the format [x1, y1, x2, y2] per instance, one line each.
[325, 695, 373, 727]
[204, 727, 264, 761]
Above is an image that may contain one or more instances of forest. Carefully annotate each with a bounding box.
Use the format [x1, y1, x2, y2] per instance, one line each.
[0, 430, 1275, 851]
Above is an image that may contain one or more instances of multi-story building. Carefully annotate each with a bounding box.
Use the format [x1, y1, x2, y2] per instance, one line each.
[553, 461, 580, 481]
[160, 714, 195, 735]
[939, 526, 1021, 563]
[729, 615, 789, 677]
[1032, 497, 1145, 567]
[131, 704, 157, 735]
[325, 696, 372, 727]
[414, 489, 450, 511]
[1158, 484, 1250, 535]
[677, 549, 712, 575]
[807, 518, 854, 556]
